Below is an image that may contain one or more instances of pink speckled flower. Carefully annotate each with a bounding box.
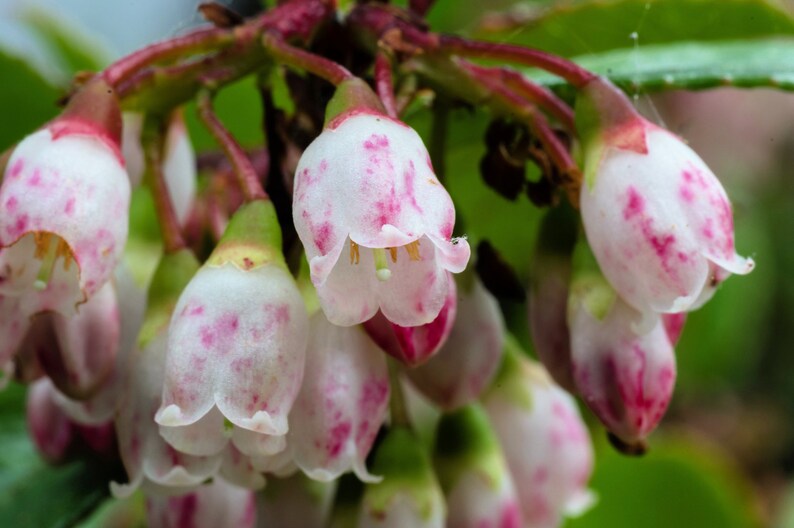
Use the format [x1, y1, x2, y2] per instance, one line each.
[406, 278, 504, 410]
[146, 478, 257, 528]
[570, 293, 676, 445]
[155, 262, 308, 441]
[577, 77, 753, 318]
[293, 111, 470, 327]
[0, 81, 130, 315]
[113, 331, 221, 498]
[288, 313, 389, 482]
[37, 280, 120, 400]
[363, 274, 456, 367]
[483, 350, 594, 528]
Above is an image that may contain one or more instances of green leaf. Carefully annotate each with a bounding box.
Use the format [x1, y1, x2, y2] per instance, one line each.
[481, 0, 794, 57]
[0, 51, 60, 152]
[23, 9, 109, 77]
[568, 433, 762, 528]
[524, 39, 794, 96]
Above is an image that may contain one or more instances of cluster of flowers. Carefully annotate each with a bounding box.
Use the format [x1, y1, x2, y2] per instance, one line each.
[1, 76, 595, 528]
[531, 78, 755, 450]
[0, 21, 752, 528]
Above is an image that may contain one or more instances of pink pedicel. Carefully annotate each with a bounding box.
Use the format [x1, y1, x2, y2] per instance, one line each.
[483, 355, 594, 528]
[292, 112, 470, 327]
[146, 477, 256, 528]
[289, 313, 389, 483]
[406, 277, 505, 410]
[0, 124, 130, 316]
[155, 263, 308, 443]
[363, 273, 456, 367]
[578, 81, 753, 318]
[570, 295, 676, 445]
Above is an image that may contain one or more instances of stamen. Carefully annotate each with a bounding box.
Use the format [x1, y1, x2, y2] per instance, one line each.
[404, 240, 422, 261]
[388, 247, 398, 263]
[350, 240, 360, 265]
[56, 239, 73, 272]
[33, 233, 57, 291]
[373, 248, 392, 281]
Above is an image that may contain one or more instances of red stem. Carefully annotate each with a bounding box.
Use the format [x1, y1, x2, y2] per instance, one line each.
[262, 33, 353, 86]
[374, 52, 398, 118]
[460, 61, 575, 132]
[104, 28, 234, 87]
[144, 122, 186, 253]
[196, 91, 267, 202]
[438, 35, 595, 88]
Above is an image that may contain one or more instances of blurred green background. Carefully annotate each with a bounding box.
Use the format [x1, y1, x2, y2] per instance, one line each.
[2, 0, 794, 526]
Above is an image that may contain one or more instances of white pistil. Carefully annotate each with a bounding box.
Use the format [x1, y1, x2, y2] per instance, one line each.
[373, 248, 392, 281]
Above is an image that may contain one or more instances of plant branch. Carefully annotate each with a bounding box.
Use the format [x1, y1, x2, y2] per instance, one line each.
[196, 90, 267, 201]
[374, 52, 398, 118]
[142, 118, 186, 253]
[262, 33, 353, 86]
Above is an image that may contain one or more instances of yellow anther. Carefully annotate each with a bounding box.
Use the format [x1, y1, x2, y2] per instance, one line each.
[404, 240, 421, 261]
[33, 232, 52, 260]
[56, 239, 73, 272]
[349, 240, 360, 265]
[388, 247, 398, 263]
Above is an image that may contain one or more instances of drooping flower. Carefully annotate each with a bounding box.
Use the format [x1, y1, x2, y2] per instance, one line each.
[36, 280, 120, 400]
[113, 250, 221, 498]
[156, 201, 308, 446]
[483, 343, 594, 528]
[288, 313, 390, 482]
[406, 277, 504, 410]
[569, 278, 676, 446]
[293, 79, 470, 328]
[529, 206, 578, 392]
[363, 274, 456, 367]
[145, 478, 257, 528]
[358, 427, 445, 528]
[433, 404, 522, 528]
[0, 79, 130, 315]
[576, 77, 754, 317]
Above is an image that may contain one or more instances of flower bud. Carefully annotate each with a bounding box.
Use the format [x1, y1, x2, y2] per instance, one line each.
[433, 404, 522, 528]
[576, 77, 753, 317]
[483, 344, 595, 528]
[146, 478, 256, 528]
[156, 201, 308, 447]
[529, 205, 578, 392]
[569, 277, 676, 446]
[406, 277, 504, 410]
[293, 79, 470, 328]
[359, 427, 445, 528]
[289, 313, 390, 482]
[26, 378, 74, 463]
[363, 275, 456, 367]
[0, 79, 130, 315]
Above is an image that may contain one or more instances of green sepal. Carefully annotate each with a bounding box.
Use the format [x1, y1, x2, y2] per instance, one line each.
[569, 238, 617, 322]
[206, 199, 286, 270]
[363, 427, 444, 522]
[137, 248, 200, 348]
[485, 335, 555, 410]
[324, 78, 386, 127]
[574, 76, 647, 189]
[433, 404, 506, 494]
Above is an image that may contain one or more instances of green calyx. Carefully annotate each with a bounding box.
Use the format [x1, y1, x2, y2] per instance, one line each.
[137, 248, 200, 348]
[324, 78, 386, 127]
[363, 427, 444, 522]
[433, 404, 507, 494]
[206, 199, 285, 270]
[570, 272, 617, 322]
[574, 76, 646, 189]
